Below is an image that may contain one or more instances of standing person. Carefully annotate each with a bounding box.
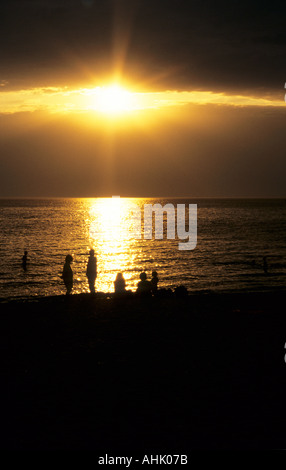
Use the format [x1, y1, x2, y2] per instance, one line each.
[62, 254, 73, 295]
[86, 249, 97, 293]
[22, 250, 28, 271]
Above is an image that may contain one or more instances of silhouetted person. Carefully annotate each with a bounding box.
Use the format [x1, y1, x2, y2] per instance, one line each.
[136, 272, 152, 295]
[175, 285, 188, 298]
[151, 270, 159, 293]
[263, 256, 268, 274]
[62, 254, 73, 295]
[22, 250, 28, 271]
[86, 249, 97, 293]
[114, 272, 126, 293]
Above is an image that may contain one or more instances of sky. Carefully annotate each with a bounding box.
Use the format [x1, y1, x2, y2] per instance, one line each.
[0, 0, 286, 197]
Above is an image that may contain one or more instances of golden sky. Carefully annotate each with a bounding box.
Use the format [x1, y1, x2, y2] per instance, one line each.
[0, 1, 286, 197]
[1, 84, 285, 115]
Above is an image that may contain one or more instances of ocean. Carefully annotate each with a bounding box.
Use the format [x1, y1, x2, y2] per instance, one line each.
[0, 198, 286, 300]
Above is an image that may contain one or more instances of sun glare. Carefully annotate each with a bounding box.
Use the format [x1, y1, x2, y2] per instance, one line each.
[91, 85, 134, 114]
[2, 82, 283, 116]
[87, 197, 140, 292]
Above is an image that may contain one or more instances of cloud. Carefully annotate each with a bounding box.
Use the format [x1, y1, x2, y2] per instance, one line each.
[0, 0, 286, 92]
[1, 85, 285, 115]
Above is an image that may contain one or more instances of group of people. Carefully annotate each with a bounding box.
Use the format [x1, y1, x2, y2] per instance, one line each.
[62, 249, 159, 296]
[114, 270, 159, 295]
[21, 249, 159, 296]
[136, 271, 159, 295]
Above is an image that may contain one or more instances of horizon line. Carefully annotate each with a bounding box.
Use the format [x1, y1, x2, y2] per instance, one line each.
[0, 196, 285, 200]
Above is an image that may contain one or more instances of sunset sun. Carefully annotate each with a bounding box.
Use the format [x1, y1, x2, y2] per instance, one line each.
[91, 85, 134, 114]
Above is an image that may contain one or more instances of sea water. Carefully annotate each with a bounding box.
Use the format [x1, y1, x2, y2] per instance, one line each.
[0, 198, 286, 299]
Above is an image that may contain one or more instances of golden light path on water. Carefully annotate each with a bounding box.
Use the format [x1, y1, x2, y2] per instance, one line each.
[86, 197, 143, 293]
[1, 198, 285, 299]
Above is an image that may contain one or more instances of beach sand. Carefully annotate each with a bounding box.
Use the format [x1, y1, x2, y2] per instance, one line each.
[1, 291, 286, 450]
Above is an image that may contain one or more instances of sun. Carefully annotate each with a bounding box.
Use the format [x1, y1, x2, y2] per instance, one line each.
[91, 85, 134, 115]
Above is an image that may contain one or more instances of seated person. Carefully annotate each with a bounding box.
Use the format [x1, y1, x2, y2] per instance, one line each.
[151, 270, 159, 293]
[114, 272, 126, 293]
[136, 272, 152, 294]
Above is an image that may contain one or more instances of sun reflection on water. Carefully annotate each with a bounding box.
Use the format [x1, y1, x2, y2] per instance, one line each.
[87, 197, 142, 292]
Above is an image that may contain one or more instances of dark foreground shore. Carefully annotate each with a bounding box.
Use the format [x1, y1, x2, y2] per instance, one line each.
[1, 290, 286, 451]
